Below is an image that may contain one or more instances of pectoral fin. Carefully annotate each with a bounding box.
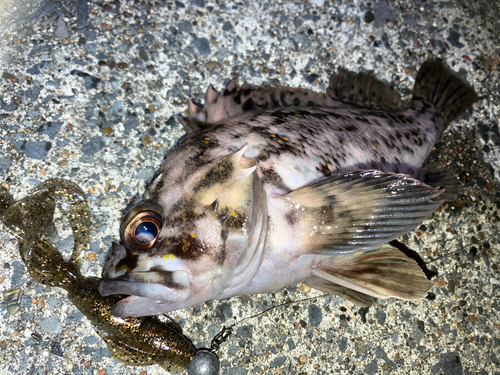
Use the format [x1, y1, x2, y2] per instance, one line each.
[311, 243, 435, 300]
[277, 170, 443, 253]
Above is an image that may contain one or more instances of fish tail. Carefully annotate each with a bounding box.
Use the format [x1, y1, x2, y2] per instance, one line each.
[412, 60, 478, 126]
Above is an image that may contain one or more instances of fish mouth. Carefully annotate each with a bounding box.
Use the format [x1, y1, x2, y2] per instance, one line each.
[99, 241, 191, 305]
[99, 270, 190, 303]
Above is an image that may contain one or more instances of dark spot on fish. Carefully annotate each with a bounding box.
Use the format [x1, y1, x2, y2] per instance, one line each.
[242, 98, 255, 111]
[285, 209, 298, 226]
[193, 158, 235, 192]
[293, 97, 301, 106]
[161, 232, 220, 261]
[318, 164, 332, 177]
[279, 91, 287, 104]
[285, 209, 299, 227]
[260, 168, 285, 187]
[233, 90, 242, 105]
[215, 243, 228, 264]
[162, 199, 206, 228]
[113, 250, 139, 274]
[224, 211, 248, 231]
[355, 116, 370, 124]
[148, 267, 188, 290]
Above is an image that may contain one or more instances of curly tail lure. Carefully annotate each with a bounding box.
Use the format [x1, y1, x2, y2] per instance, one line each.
[0, 179, 226, 375]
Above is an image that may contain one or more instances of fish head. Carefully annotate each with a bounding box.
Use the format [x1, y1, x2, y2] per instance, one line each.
[99, 146, 267, 317]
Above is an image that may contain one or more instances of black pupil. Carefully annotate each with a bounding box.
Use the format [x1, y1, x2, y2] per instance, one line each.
[135, 221, 158, 243]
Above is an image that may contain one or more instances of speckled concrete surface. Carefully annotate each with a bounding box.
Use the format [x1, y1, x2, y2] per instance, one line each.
[0, 1, 499, 374]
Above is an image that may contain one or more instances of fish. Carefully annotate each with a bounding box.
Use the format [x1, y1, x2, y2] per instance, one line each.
[99, 60, 478, 318]
[0, 180, 196, 373]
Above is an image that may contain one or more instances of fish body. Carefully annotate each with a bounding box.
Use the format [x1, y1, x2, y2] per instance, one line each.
[99, 61, 477, 318]
[0, 181, 196, 373]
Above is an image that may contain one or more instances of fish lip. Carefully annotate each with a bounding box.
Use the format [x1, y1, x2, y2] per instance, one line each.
[99, 279, 190, 303]
[99, 268, 191, 303]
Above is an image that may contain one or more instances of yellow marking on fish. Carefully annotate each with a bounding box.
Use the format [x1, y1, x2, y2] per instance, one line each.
[182, 238, 190, 252]
[163, 254, 175, 261]
[283, 136, 289, 141]
[272, 134, 276, 137]
[118, 264, 132, 273]
[277, 139, 282, 143]
[301, 124, 307, 128]
[201, 140, 209, 144]
[373, 141, 378, 147]
[328, 163, 332, 169]
[230, 210, 236, 217]
[188, 231, 196, 238]
[202, 176, 206, 180]
[220, 166, 224, 171]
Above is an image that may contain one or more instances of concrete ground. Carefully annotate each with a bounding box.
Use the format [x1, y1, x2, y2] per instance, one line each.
[0, 0, 499, 374]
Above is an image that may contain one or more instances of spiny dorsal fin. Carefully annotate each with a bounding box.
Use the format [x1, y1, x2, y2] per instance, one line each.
[179, 80, 342, 134]
[328, 70, 407, 111]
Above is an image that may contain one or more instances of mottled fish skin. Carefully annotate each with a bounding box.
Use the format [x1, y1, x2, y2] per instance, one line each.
[100, 60, 477, 318]
[0, 181, 196, 373]
[167, 101, 442, 192]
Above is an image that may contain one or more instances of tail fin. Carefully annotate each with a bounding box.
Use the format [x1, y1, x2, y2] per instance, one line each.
[413, 60, 478, 126]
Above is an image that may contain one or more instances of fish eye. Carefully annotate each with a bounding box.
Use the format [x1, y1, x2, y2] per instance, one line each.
[121, 202, 163, 252]
[135, 221, 158, 243]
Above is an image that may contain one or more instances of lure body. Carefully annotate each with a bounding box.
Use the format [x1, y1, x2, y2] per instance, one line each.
[0, 180, 196, 372]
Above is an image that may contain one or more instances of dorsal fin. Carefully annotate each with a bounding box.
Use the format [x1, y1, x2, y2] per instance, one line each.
[328, 70, 407, 111]
[179, 80, 342, 134]
[179, 70, 411, 135]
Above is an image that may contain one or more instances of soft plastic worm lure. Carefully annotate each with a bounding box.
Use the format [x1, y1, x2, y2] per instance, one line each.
[0, 180, 200, 373]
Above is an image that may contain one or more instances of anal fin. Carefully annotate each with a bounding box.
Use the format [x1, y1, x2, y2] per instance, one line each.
[303, 276, 376, 307]
[311, 243, 435, 301]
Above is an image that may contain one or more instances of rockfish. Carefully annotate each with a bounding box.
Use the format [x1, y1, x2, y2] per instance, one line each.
[99, 61, 477, 318]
